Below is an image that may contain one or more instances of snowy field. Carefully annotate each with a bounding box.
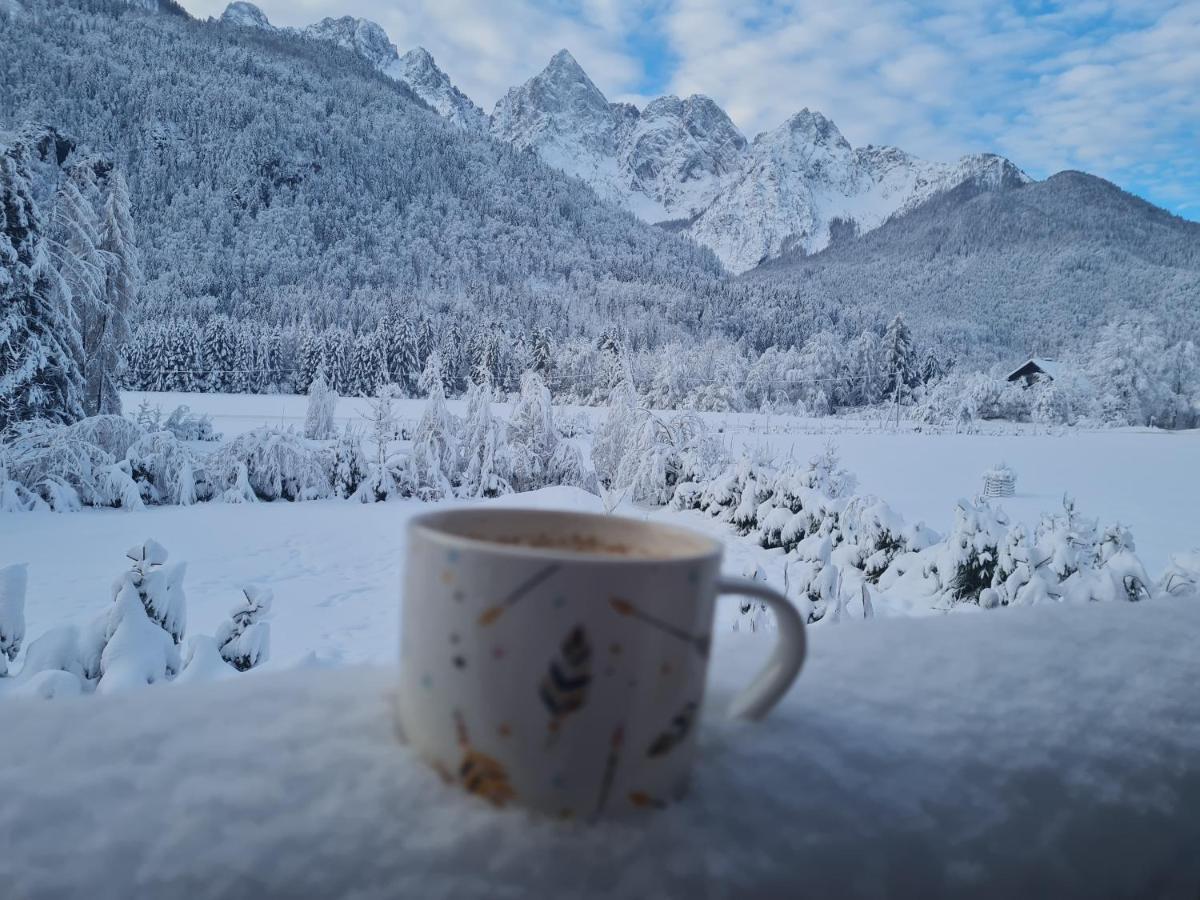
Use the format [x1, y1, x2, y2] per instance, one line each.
[1, 391, 1196, 674]
[127, 389, 1200, 572]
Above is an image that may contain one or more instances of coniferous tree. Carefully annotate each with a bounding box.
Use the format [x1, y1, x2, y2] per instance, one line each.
[85, 170, 137, 415]
[881, 314, 919, 400]
[0, 149, 84, 432]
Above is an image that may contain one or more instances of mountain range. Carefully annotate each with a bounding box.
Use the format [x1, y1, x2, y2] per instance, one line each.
[2, 0, 1196, 365]
[212, 2, 1034, 274]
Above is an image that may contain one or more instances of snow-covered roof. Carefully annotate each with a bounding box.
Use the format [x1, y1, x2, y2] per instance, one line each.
[3, 602, 1198, 897]
[1007, 357, 1062, 381]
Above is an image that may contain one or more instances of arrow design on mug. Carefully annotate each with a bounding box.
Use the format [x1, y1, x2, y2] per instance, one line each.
[609, 598, 712, 658]
[591, 724, 625, 821]
[477, 564, 562, 626]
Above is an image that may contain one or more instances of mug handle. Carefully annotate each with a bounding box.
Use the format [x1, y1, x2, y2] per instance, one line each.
[716, 577, 807, 721]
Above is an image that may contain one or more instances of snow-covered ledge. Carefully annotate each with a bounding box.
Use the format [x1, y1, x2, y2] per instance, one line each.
[4, 602, 1198, 898]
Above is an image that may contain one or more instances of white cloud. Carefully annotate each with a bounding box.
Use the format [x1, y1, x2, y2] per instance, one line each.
[180, 0, 1198, 213]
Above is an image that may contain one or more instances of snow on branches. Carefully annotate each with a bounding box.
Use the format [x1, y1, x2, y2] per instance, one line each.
[0, 542, 274, 697]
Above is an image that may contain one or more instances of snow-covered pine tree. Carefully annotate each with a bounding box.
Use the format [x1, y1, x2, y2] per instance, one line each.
[459, 377, 512, 498]
[592, 363, 644, 490]
[323, 327, 353, 395]
[0, 563, 27, 678]
[848, 331, 884, 406]
[531, 328, 552, 375]
[232, 323, 259, 393]
[201, 314, 237, 393]
[295, 320, 322, 394]
[304, 367, 337, 440]
[0, 147, 85, 431]
[508, 370, 556, 492]
[50, 168, 105, 380]
[119, 539, 187, 645]
[410, 351, 459, 499]
[85, 169, 138, 415]
[329, 426, 369, 498]
[393, 316, 421, 394]
[351, 330, 387, 398]
[881, 313, 919, 401]
[215, 585, 271, 672]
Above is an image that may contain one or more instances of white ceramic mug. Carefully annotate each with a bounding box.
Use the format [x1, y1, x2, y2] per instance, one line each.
[398, 508, 806, 819]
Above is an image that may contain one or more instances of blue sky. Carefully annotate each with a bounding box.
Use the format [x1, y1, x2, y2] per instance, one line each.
[186, 0, 1199, 218]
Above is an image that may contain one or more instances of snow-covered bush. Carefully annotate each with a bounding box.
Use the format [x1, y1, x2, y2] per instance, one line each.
[126, 430, 207, 505]
[210, 428, 330, 502]
[327, 427, 369, 499]
[937, 500, 1008, 604]
[215, 585, 272, 672]
[2, 543, 276, 696]
[0, 417, 144, 510]
[162, 405, 221, 442]
[840, 496, 908, 583]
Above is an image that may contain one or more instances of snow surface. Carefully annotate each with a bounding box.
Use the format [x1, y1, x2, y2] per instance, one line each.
[2, 600, 1197, 898]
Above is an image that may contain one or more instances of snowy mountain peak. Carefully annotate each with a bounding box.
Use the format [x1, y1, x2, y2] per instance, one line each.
[777, 108, 851, 151]
[220, 2, 270, 30]
[302, 17, 399, 71]
[393, 48, 487, 131]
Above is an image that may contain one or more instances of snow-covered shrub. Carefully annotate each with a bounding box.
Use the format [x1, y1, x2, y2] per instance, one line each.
[0, 417, 144, 510]
[0, 564, 27, 678]
[840, 496, 908, 582]
[126, 430, 207, 505]
[5, 544, 277, 695]
[784, 537, 840, 624]
[304, 368, 337, 440]
[215, 585, 272, 672]
[120, 539, 187, 645]
[327, 427, 369, 499]
[97, 576, 181, 693]
[162, 404, 220, 442]
[210, 428, 330, 502]
[935, 500, 1008, 604]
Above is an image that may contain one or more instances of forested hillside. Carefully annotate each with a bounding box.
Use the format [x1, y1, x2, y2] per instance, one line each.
[746, 173, 1200, 360]
[0, 0, 728, 344]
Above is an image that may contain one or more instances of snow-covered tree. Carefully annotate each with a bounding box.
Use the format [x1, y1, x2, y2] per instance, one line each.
[215, 585, 272, 672]
[880, 314, 919, 401]
[84, 170, 137, 415]
[0, 147, 85, 431]
[508, 370, 555, 492]
[410, 352, 459, 499]
[592, 367, 644, 490]
[304, 367, 337, 440]
[459, 378, 512, 498]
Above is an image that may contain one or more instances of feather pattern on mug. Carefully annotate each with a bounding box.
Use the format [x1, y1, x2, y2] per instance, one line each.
[540, 626, 591, 745]
[454, 710, 515, 807]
